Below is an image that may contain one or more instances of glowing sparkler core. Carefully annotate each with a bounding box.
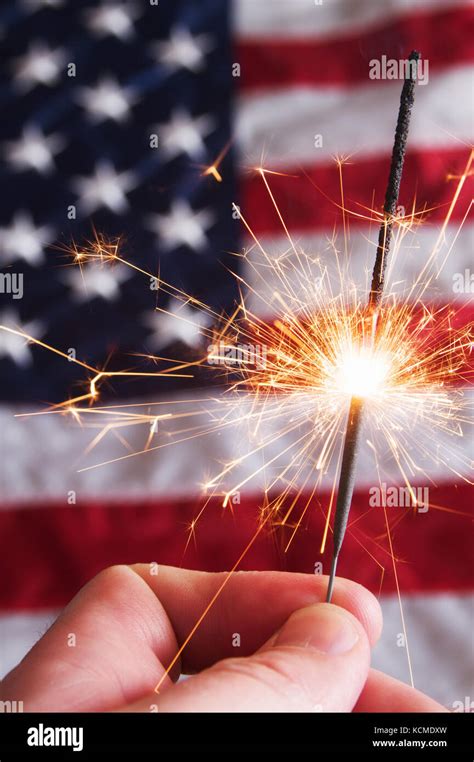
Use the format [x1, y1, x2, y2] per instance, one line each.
[332, 344, 391, 399]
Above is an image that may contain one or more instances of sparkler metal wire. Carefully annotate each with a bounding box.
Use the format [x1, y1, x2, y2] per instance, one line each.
[326, 50, 420, 602]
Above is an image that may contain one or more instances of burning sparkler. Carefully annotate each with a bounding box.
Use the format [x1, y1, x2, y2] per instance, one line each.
[1, 52, 472, 692]
[326, 50, 419, 603]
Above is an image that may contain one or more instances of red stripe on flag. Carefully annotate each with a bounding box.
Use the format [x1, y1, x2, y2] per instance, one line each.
[237, 7, 474, 90]
[241, 149, 472, 234]
[1, 482, 472, 610]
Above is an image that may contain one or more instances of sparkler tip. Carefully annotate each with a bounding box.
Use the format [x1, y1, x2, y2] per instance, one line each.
[326, 555, 338, 603]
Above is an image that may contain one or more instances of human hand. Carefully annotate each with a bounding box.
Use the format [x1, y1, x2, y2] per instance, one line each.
[1, 565, 447, 712]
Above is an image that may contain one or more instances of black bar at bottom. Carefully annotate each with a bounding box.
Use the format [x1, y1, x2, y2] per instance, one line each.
[0, 711, 472, 757]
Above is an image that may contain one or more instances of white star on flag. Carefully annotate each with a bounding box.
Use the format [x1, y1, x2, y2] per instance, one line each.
[62, 261, 132, 303]
[146, 200, 214, 252]
[85, 1, 141, 41]
[152, 28, 213, 73]
[4, 126, 65, 175]
[77, 77, 139, 123]
[0, 309, 45, 367]
[72, 161, 138, 215]
[0, 212, 55, 266]
[142, 301, 211, 351]
[154, 110, 214, 161]
[12, 42, 65, 92]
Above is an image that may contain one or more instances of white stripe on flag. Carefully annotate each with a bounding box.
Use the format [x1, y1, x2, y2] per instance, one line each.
[235, 0, 472, 40]
[372, 591, 474, 709]
[1, 386, 472, 503]
[236, 66, 474, 168]
[0, 609, 60, 681]
[241, 225, 474, 315]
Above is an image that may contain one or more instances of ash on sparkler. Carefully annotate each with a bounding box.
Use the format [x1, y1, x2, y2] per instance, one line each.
[326, 51, 421, 602]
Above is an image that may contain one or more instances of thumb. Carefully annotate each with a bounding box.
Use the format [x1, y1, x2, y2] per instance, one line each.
[126, 603, 371, 712]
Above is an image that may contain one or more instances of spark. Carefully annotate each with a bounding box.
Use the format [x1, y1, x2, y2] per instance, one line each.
[202, 164, 222, 182]
[200, 140, 232, 183]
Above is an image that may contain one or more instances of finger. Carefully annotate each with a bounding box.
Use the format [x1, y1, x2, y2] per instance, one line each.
[355, 669, 448, 712]
[130, 565, 382, 671]
[123, 603, 371, 712]
[0, 565, 180, 712]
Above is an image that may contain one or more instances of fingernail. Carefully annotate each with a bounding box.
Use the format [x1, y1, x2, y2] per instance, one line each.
[273, 604, 360, 655]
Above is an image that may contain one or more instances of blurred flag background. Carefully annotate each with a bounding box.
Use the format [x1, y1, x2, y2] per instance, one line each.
[0, 0, 472, 708]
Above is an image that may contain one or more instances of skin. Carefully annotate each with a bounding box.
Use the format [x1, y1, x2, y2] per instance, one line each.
[1, 565, 447, 713]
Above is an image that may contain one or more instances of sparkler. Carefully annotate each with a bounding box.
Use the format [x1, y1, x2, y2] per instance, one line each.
[326, 50, 419, 603]
[1, 56, 472, 691]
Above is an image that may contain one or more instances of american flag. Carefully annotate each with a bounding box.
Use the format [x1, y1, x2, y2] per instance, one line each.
[0, 0, 472, 709]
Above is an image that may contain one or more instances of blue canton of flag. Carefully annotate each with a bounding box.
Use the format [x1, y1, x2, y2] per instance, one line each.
[0, 0, 239, 403]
